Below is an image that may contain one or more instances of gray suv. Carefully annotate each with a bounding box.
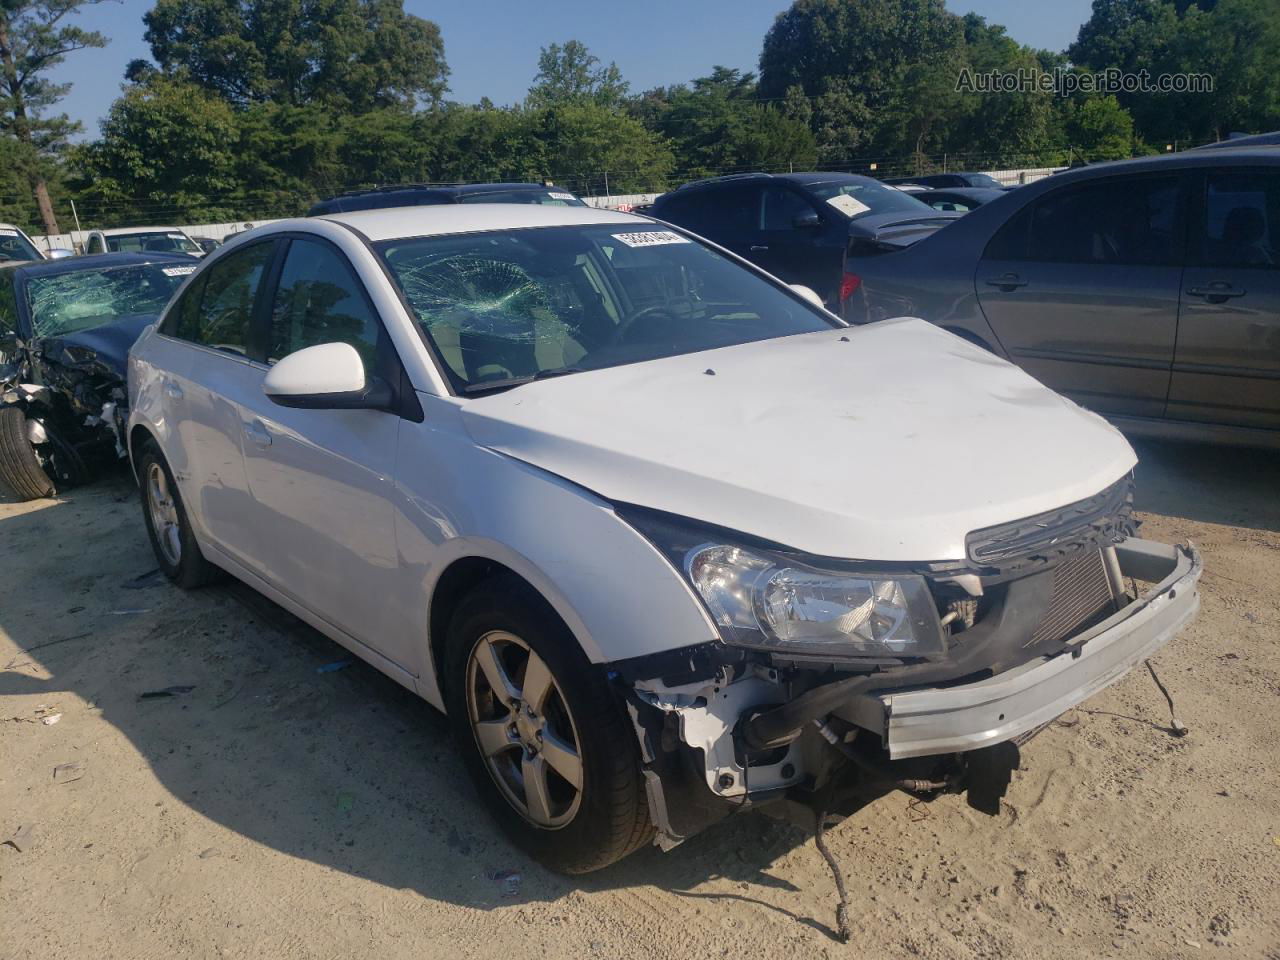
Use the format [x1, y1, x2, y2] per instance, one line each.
[846, 149, 1280, 448]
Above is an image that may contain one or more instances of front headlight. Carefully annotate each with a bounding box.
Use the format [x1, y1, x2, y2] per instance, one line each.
[617, 508, 945, 660]
[685, 544, 944, 659]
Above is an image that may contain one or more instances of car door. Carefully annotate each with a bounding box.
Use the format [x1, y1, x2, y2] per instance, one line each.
[1168, 167, 1280, 430]
[975, 173, 1186, 418]
[155, 240, 278, 568]
[233, 235, 413, 672]
[754, 184, 845, 303]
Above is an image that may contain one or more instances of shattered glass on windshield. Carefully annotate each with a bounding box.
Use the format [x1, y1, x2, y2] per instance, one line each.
[27, 264, 191, 338]
[380, 225, 835, 391]
[392, 252, 580, 383]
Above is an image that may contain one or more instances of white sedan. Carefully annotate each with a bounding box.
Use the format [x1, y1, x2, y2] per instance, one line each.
[127, 205, 1201, 874]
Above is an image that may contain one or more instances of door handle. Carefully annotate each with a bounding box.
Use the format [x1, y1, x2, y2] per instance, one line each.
[1187, 282, 1246, 303]
[749, 245, 769, 252]
[163, 381, 183, 400]
[243, 419, 272, 447]
[985, 274, 1028, 291]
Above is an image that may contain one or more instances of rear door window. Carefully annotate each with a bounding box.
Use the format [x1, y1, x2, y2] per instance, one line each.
[169, 242, 274, 356]
[1196, 169, 1280, 268]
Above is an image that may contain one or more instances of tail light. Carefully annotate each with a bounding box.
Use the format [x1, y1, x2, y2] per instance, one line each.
[839, 271, 862, 302]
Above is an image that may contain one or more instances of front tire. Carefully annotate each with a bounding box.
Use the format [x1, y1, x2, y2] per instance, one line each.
[136, 441, 220, 589]
[0, 406, 55, 500]
[444, 574, 653, 873]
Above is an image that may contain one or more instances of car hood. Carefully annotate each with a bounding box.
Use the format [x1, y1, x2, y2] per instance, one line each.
[459, 318, 1137, 562]
[39, 314, 157, 379]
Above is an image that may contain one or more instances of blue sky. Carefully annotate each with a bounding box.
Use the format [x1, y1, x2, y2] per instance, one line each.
[51, 0, 1094, 140]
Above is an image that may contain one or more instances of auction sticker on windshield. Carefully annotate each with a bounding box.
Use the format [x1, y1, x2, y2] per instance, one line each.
[612, 231, 690, 247]
[161, 265, 198, 277]
[826, 195, 871, 217]
[549, 192, 577, 201]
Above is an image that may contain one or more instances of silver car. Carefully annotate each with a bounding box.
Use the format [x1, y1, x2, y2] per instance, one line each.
[845, 148, 1280, 448]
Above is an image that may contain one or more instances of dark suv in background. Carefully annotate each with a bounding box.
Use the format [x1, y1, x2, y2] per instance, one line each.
[650, 172, 957, 309]
[847, 148, 1280, 448]
[309, 182, 587, 215]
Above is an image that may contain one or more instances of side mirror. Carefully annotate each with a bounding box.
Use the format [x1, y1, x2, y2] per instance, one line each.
[792, 210, 822, 228]
[44, 248, 75, 260]
[788, 284, 826, 308]
[263, 342, 392, 411]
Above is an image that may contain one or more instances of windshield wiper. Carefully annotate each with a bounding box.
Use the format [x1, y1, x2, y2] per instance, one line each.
[460, 366, 587, 395]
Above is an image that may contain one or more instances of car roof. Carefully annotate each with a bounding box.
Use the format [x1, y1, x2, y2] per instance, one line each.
[5, 251, 191, 278]
[1189, 131, 1280, 149]
[311, 203, 643, 242]
[97, 226, 190, 236]
[1049, 146, 1280, 184]
[660, 170, 878, 198]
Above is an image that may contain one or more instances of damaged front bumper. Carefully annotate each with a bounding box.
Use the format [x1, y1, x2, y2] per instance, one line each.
[835, 538, 1202, 759]
[619, 537, 1201, 848]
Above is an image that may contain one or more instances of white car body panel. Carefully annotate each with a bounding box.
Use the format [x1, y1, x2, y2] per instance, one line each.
[460, 317, 1137, 562]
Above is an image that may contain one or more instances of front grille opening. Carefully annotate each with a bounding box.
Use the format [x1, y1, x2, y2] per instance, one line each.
[966, 477, 1135, 574]
[1027, 548, 1119, 647]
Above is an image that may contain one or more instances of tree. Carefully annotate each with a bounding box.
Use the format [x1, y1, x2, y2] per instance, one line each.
[759, 0, 964, 158]
[640, 68, 817, 179]
[527, 40, 628, 109]
[533, 102, 673, 195]
[1066, 95, 1139, 160]
[73, 74, 242, 224]
[1069, 0, 1280, 144]
[0, 0, 106, 234]
[142, 0, 448, 111]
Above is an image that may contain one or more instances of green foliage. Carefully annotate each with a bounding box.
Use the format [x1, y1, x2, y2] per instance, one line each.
[72, 74, 242, 222]
[23, 0, 1280, 231]
[1070, 0, 1280, 142]
[639, 68, 817, 179]
[142, 0, 448, 110]
[0, 0, 107, 231]
[527, 40, 628, 109]
[1066, 95, 1139, 160]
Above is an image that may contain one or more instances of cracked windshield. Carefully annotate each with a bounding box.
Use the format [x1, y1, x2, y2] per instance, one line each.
[379, 225, 835, 391]
[26, 263, 193, 337]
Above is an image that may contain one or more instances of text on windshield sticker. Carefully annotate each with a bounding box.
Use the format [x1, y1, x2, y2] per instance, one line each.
[611, 231, 690, 247]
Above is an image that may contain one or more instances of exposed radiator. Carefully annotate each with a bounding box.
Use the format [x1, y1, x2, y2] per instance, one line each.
[1027, 548, 1119, 646]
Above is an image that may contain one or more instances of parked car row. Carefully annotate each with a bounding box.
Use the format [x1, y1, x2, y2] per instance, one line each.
[0, 159, 1247, 875]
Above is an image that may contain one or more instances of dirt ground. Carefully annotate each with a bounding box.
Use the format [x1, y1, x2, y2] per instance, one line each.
[1, 438, 1278, 960]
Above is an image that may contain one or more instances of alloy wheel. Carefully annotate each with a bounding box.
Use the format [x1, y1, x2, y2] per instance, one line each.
[146, 462, 182, 566]
[465, 630, 584, 828]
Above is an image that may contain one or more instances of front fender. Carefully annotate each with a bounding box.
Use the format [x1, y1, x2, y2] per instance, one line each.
[393, 396, 719, 707]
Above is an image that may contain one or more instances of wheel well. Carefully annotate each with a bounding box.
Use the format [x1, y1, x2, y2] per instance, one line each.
[128, 424, 156, 478]
[429, 558, 554, 695]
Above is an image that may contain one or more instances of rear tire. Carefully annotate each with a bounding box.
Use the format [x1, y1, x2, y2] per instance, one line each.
[0, 406, 55, 500]
[444, 574, 653, 874]
[136, 440, 220, 589]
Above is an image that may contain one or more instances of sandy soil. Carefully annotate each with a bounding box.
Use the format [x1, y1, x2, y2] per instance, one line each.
[2, 438, 1278, 960]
